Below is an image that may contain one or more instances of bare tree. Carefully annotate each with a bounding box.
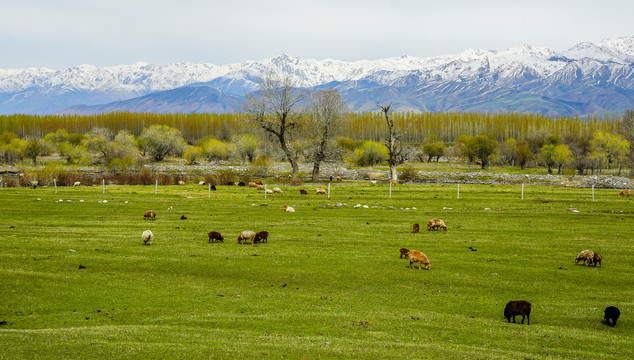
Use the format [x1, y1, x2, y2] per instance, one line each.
[378, 104, 411, 181]
[242, 72, 309, 179]
[308, 89, 348, 182]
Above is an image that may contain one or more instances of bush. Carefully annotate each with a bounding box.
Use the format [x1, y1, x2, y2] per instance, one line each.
[398, 167, 420, 183]
[183, 146, 204, 165]
[353, 141, 388, 166]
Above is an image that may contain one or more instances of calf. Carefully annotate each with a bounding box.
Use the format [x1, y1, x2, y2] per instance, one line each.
[504, 300, 531, 325]
[299, 189, 308, 195]
[604, 306, 620, 327]
[208, 231, 224, 243]
[399, 248, 410, 259]
[618, 189, 630, 197]
[412, 223, 420, 233]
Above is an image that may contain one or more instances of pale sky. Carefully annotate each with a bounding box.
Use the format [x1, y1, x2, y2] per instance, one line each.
[1, 0, 633, 69]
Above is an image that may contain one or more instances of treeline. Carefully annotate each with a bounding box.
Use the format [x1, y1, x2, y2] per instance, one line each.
[0, 111, 619, 144]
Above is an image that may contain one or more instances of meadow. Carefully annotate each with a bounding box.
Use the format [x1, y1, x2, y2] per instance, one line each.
[0, 182, 632, 359]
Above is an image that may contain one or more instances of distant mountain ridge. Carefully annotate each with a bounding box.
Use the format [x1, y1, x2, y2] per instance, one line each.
[1, 36, 634, 116]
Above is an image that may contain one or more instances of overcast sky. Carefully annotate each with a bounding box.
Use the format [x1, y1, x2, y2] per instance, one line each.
[1, 0, 633, 69]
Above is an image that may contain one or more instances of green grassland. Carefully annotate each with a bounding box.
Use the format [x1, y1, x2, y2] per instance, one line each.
[0, 183, 632, 359]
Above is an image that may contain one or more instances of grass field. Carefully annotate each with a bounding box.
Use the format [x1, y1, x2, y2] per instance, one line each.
[0, 182, 632, 359]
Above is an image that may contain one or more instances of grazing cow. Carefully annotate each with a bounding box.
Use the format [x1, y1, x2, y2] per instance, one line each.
[618, 189, 630, 197]
[427, 218, 447, 231]
[399, 248, 410, 259]
[208, 231, 224, 243]
[254, 180, 263, 185]
[575, 250, 594, 266]
[504, 300, 531, 325]
[593, 253, 602, 267]
[180, 215, 187, 220]
[299, 189, 308, 195]
[237, 231, 256, 245]
[144, 210, 157, 220]
[604, 306, 620, 327]
[237, 182, 246, 187]
[406, 250, 431, 270]
[316, 188, 327, 195]
[254, 231, 269, 243]
[210, 184, 216, 191]
[413, 223, 420, 233]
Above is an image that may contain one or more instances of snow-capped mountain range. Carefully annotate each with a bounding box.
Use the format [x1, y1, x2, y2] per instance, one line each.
[1, 36, 634, 116]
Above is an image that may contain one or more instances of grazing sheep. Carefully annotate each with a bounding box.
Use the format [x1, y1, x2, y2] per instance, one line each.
[427, 218, 447, 231]
[336, 176, 342, 182]
[178, 180, 186, 185]
[142, 230, 153, 245]
[406, 250, 431, 270]
[413, 223, 420, 233]
[316, 188, 327, 195]
[210, 184, 216, 191]
[248, 182, 257, 188]
[273, 187, 283, 194]
[256, 185, 265, 191]
[284, 204, 295, 212]
[504, 300, 531, 325]
[144, 210, 157, 220]
[237, 230, 256, 245]
[399, 248, 410, 259]
[593, 253, 602, 267]
[30, 181, 38, 189]
[618, 189, 630, 197]
[254, 180, 263, 185]
[208, 231, 224, 243]
[604, 306, 620, 327]
[299, 189, 308, 195]
[73, 181, 81, 186]
[575, 249, 594, 266]
[180, 215, 187, 220]
[198, 181, 205, 186]
[370, 180, 377, 185]
[254, 231, 269, 243]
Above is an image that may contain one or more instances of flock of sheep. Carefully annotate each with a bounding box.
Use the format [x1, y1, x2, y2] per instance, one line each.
[138, 181, 624, 328]
[404, 216, 620, 327]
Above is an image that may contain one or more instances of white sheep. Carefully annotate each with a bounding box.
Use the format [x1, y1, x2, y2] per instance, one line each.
[284, 204, 295, 212]
[265, 189, 273, 194]
[198, 181, 206, 185]
[142, 230, 154, 245]
[178, 180, 186, 185]
[237, 230, 256, 245]
[73, 181, 81, 186]
[273, 187, 283, 194]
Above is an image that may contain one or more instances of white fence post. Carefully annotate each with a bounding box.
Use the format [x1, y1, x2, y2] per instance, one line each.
[521, 184, 524, 200]
[264, 184, 267, 199]
[592, 185, 595, 202]
[389, 182, 392, 199]
[208, 183, 211, 198]
[457, 184, 460, 199]
[54, 178, 57, 194]
[155, 180, 158, 195]
[102, 179, 105, 194]
[328, 183, 331, 199]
